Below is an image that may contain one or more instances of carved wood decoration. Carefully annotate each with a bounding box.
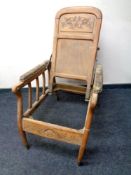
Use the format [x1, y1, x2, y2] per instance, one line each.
[59, 14, 95, 33]
[23, 118, 83, 145]
[12, 6, 103, 165]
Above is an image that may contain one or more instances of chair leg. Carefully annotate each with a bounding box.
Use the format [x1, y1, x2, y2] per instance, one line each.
[77, 146, 86, 165]
[77, 93, 98, 165]
[49, 76, 55, 95]
[55, 91, 60, 101]
[19, 129, 30, 149]
[16, 91, 30, 149]
[77, 130, 90, 165]
[18, 117, 30, 149]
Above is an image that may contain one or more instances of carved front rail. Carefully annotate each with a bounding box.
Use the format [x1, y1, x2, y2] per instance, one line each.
[12, 60, 50, 147]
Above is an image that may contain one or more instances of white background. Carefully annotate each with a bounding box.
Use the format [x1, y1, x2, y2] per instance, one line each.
[0, 0, 131, 88]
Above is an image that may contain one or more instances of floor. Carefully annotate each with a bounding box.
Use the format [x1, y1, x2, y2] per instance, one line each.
[0, 88, 131, 175]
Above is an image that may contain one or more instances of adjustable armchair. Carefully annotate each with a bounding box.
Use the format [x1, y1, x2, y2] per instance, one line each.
[12, 6, 103, 165]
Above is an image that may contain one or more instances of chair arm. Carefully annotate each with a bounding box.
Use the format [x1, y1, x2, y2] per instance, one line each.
[93, 64, 103, 94]
[20, 60, 50, 82]
[12, 60, 50, 93]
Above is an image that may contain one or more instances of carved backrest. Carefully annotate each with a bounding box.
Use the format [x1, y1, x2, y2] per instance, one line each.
[50, 7, 102, 94]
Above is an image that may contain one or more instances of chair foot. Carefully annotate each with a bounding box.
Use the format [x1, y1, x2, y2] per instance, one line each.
[77, 161, 83, 166]
[77, 145, 86, 165]
[56, 93, 60, 101]
[25, 144, 30, 150]
[20, 131, 30, 149]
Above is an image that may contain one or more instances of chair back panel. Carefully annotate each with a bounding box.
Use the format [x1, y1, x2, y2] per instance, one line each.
[51, 7, 102, 86]
[56, 39, 92, 79]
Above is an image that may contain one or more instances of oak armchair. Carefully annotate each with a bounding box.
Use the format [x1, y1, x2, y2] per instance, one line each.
[12, 6, 103, 165]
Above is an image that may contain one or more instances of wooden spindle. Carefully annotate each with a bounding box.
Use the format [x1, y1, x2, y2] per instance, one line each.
[28, 82, 32, 108]
[36, 77, 39, 101]
[42, 72, 45, 94]
[48, 69, 50, 87]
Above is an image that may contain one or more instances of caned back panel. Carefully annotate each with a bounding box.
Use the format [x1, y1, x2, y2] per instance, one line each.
[56, 39, 91, 78]
[51, 7, 102, 83]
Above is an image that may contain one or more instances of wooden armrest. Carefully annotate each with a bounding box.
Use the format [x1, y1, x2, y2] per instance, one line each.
[12, 60, 50, 93]
[93, 64, 103, 93]
[20, 60, 50, 82]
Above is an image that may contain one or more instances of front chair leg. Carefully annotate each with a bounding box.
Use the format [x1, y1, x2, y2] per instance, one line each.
[18, 128, 29, 149]
[16, 90, 30, 149]
[77, 93, 98, 165]
[77, 129, 90, 165]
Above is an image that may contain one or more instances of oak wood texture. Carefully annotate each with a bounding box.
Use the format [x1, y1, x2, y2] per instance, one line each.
[12, 6, 103, 165]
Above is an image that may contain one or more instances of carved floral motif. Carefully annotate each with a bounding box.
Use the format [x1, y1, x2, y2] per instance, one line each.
[60, 15, 94, 30]
[43, 129, 60, 138]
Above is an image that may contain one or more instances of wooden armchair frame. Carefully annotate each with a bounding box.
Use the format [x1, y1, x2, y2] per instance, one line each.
[12, 6, 103, 165]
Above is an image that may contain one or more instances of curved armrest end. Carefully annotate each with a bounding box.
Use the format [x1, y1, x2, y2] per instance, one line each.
[90, 92, 98, 109]
[12, 82, 24, 94]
